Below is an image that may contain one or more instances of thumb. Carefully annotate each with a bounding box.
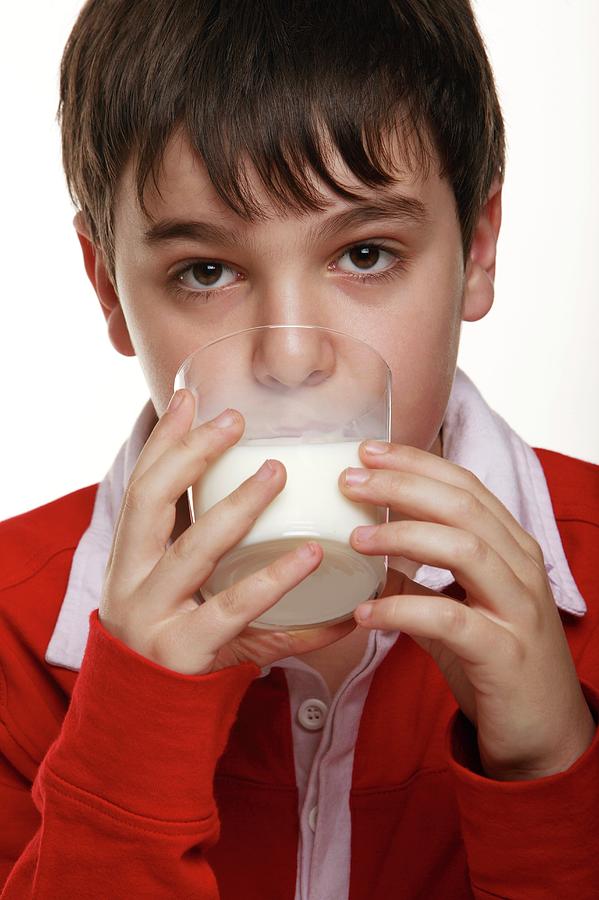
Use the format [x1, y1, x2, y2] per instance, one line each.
[242, 617, 358, 669]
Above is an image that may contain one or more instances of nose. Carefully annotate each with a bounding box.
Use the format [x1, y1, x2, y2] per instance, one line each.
[252, 326, 336, 390]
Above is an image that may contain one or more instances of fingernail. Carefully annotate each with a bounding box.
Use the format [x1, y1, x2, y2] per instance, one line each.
[356, 602, 374, 621]
[297, 541, 318, 559]
[212, 408, 238, 428]
[345, 467, 370, 485]
[255, 459, 275, 481]
[167, 389, 186, 413]
[363, 441, 390, 455]
[354, 525, 378, 542]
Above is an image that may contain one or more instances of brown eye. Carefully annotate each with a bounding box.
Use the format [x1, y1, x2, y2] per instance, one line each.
[190, 262, 223, 285]
[348, 245, 381, 269]
[176, 260, 237, 292]
[335, 243, 397, 277]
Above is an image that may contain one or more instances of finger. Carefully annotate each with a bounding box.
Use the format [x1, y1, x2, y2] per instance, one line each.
[344, 468, 539, 589]
[144, 456, 288, 609]
[130, 389, 197, 482]
[225, 617, 360, 673]
[358, 442, 545, 566]
[109, 404, 245, 591]
[352, 520, 532, 622]
[187, 541, 327, 655]
[106, 389, 196, 573]
[355, 591, 515, 669]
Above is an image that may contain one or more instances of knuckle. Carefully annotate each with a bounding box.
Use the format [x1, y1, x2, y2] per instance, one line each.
[262, 558, 287, 587]
[393, 518, 413, 539]
[388, 595, 404, 620]
[453, 490, 481, 522]
[396, 445, 419, 468]
[123, 480, 149, 514]
[440, 601, 468, 634]
[469, 472, 484, 491]
[391, 472, 415, 500]
[226, 476, 274, 521]
[501, 630, 525, 666]
[225, 485, 250, 514]
[457, 531, 488, 563]
[179, 430, 199, 453]
[168, 530, 192, 563]
[523, 561, 550, 598]
[519, 594, 545, 631]
[462, 469, 483, 493]
[526, 537, 545, 566]
[219, 585, 243, 617]
[264, 549, 303, 589]
[168, 525, 218, 570]
[389, 470, 406, 490]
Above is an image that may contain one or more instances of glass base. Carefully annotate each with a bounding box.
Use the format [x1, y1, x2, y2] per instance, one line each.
[200, 536, 387, 630]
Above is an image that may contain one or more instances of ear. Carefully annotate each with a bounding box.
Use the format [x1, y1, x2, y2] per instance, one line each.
[461, 178, 503, 322]
[73, 211, 136, 357]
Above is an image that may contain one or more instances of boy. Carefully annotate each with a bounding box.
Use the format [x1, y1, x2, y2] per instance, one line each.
[1, 0, 598, 897]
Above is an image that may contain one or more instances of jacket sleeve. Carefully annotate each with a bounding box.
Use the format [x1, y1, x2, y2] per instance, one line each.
[1, 608, 260, 899]
[445, 679, 599, 899]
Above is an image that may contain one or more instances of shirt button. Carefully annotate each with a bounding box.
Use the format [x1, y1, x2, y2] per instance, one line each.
[308, 805, 318, 832]
[297, 699, 329, 731]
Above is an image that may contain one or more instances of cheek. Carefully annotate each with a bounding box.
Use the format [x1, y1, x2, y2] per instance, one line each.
[112, 259, 200, 415]
[134, 332, 187, 415]
[116, 292, 201, 416]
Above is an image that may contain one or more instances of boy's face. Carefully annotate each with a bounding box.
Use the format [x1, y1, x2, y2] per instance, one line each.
[78, 126, 499, 460]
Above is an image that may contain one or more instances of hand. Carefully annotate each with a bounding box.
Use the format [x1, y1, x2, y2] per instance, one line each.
[339, 440, 596, 781]
[100, 389, 356, 676]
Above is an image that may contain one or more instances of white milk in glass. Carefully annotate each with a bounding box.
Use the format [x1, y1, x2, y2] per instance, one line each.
[190, 440, 387, 629]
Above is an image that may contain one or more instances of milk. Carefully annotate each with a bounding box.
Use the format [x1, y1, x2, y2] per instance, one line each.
[189, 440, 387, 629]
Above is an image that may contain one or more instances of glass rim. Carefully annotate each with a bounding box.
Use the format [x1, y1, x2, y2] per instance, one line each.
[174, 324, 392, 385]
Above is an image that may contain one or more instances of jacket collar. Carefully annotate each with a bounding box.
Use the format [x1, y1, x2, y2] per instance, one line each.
[45, 367, 587, 672]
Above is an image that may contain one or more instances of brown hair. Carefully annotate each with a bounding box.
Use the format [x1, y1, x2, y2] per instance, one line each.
[58, 0, 505, 282]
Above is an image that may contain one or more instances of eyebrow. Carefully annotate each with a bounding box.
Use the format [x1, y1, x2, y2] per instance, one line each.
[142, 194, 430, 248]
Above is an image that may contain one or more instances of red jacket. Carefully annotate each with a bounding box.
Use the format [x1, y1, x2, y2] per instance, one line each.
[1, 446, 598, 899]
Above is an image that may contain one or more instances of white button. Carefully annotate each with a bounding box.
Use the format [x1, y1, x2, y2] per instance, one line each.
[308, 805, 318, 832]
[297, 699, 329, 731]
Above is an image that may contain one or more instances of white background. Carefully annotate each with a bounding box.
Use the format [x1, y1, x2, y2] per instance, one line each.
[0, 0, 597, 522]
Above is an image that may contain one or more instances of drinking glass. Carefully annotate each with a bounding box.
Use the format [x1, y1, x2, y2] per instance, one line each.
[173, 325, 391, 630]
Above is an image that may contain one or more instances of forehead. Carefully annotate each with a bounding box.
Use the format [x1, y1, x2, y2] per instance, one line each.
[115, 124, 450, 232]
